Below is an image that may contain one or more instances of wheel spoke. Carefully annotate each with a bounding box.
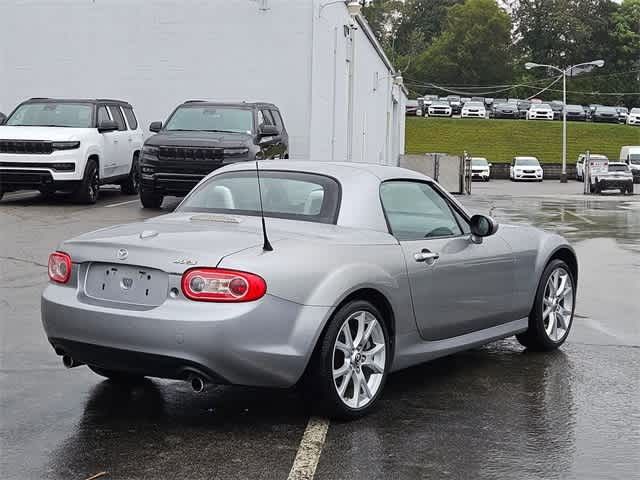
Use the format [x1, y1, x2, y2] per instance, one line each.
[359, 372, 373, 399]
[333, 362, 350, 379]
[363, 358, 384, 374]
[342, 323, 355, 349]
[557, 274, 567, 297]
[335, 340, 350, 354]
[337, 370, 352, 397]
[543, 305, 553, 319]
[550, 312, 558, 340]
[352, 370, 361, 407]
[363, 342, 384, 357]
[361, 318, 378, 346]
[559, 285, 573, 300]
[353, 312, 366, 348]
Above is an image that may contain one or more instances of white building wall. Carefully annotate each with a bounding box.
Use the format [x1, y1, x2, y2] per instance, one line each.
[0, 0, 406, 165]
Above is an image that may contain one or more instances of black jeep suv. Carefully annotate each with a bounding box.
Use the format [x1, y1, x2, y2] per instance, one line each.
[139, 101, 289, 208]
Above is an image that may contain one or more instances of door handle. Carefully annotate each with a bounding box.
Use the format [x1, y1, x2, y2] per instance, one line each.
[414, 250, 440, 264]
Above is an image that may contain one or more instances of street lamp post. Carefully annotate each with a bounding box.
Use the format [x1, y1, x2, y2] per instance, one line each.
[525, 60, 605, 183]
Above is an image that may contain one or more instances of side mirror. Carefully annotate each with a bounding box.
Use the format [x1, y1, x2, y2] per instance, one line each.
[470, 214, 499, 243]
[97, 120, 118, 133]
[258, 124, 279, 137]
[149, 121, 163, 133]
[0, 113, 6, 125]
[488, 163, 493, 167]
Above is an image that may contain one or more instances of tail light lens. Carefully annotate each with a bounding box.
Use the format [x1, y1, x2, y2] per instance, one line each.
[181, 268, 266, 302]
[48, 252, 72, 284]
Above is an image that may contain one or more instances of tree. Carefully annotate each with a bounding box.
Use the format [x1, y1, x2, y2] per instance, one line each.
[410, 0, 514, 86]
[513, 0, 618, 69]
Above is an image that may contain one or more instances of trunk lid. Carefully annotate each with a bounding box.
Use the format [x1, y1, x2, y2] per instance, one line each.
[61, 213, 284, 274]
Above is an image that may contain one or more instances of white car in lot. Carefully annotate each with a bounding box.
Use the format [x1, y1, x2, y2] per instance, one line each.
[0, 98, 144, 203]
[620, 145, 640, 183]
[627, 108, 640, 126]
[427, 101, 453, 117]
[527, 104, 554, 121]
[461, 101, 487, 119]
[576, 153, 608, 181]
[510, 156, 544, 181]
[471, 157, 491, 181]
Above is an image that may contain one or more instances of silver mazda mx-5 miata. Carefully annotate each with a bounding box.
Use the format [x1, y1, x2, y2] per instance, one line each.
[42, 161, 577, 418]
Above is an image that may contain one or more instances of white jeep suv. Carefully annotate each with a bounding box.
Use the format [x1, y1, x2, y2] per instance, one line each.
[0, 98, 144, 203]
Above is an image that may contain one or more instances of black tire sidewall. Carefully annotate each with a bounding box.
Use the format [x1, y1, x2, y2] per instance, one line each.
[140, 188, 163, 209]
[75, 159, 99, 204]
[313, 300, 390, 419]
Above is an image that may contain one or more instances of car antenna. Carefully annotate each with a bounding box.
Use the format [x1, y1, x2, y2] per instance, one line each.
[255, 161, 273, 252]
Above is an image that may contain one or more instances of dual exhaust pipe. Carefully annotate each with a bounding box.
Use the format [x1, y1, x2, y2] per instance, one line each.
[61, 355, 208, 393]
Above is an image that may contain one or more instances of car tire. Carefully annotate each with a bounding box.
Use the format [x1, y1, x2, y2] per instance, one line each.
[88, 365, 146, 383]
[73, 159, 99, 204]
[307, 300, 390, 420]
[516, 259, 575, 351]
[140, 188, 164, 209]
[121, 155, 140, 195]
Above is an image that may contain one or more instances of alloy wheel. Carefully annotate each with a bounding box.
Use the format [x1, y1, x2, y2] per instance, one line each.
[332, 310, 386, 409]
[542, 267, 574, 342]
[89, 168, 99, 201]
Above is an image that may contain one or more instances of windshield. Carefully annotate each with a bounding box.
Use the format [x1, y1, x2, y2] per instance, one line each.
[515, 158, 540, 166]
[432, 101, 449, 107]
[608, 164, 628, 172]
[465, 102, 483, 108]
[6, 102, 93, 128]
[532, 104, 550, 110]
[165, 106, 254, 133]
[631, 108, 640, 114]
[597, 107, 617, 113]
[178, 171, 341, 224]
[629, 154, 640, 164]
[472, 158, 489, 166]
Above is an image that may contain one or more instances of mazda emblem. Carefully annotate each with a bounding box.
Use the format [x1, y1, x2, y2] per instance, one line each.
[117, 248, 128, 261]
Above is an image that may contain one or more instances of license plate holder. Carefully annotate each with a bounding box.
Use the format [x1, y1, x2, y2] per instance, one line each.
[84, 263, 168, 307]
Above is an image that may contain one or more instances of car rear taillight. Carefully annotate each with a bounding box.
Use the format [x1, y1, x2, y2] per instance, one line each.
[48, 252, 72, 284]
[181, 268, 266, 302]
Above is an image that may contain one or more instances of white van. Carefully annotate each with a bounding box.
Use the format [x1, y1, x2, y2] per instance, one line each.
[619, 146, 640, 183]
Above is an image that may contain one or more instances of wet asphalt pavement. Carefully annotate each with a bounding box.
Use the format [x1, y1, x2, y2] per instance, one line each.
[1, 181, 639, 479]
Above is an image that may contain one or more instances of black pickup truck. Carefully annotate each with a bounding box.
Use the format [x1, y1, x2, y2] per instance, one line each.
[139, 101, 289, 208]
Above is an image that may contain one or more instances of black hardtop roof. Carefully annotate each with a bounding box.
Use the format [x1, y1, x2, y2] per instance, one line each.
[181, 100, 279, 109]
[24, 97, 132, 107]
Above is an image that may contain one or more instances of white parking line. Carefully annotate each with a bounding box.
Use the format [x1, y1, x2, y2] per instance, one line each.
[104, 199, 140, 208]
[565, 210, 596, 225]
[287, 417, 330, 480]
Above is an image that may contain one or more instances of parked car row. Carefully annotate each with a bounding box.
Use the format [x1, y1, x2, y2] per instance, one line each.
[412, 96, 637, 124]
[0, 97, 289, 206]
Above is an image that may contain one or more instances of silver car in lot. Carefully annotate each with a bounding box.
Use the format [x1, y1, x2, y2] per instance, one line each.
[42, 161, 577, 418]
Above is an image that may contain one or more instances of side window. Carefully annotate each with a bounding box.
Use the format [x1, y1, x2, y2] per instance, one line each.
[271, 110, 284, 132]
[122, 107, 138, 130]
[380, 181, 463, 241]
[257, 110, 265, 128]
[97, 105, 111, 125]
[260, 109, 275, 125]
[108, 105, 126, 131]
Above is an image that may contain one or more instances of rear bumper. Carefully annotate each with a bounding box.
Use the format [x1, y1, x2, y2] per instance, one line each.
[596, 179, 633, 190]
[41, 281, 332, 387]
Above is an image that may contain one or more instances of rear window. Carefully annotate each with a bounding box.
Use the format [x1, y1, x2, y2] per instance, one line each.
[178, 170, 341, 224]
[609, 164, 628, 172]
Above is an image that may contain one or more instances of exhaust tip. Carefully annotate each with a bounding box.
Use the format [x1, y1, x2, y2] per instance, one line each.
[62, 355, 75, 368]
[190, 375, 206, 393]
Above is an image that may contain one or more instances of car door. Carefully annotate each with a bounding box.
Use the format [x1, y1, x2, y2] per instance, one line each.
[96, 105, 119, 179]
[380, 180, 515, 341]
[258, 109, 278, 159]
[270, 109, 287, 158]
[107, 105, 130, 177]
